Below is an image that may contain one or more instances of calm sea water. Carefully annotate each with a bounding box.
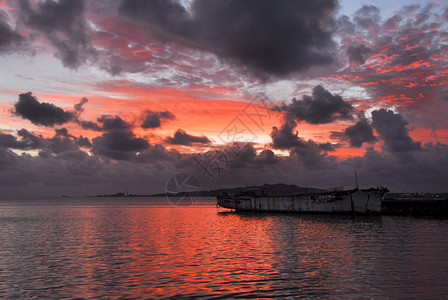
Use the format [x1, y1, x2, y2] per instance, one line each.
[0, 197, 447, 299]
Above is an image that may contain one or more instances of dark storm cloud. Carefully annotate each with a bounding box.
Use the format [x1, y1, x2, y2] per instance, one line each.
[74, 97, 88, 115]
[75, 115, 150, 160]
[92, 131, 150, 160]
[0, 127, 92, 154]
[202, 141, 333, 188]
[165, 129, 211, 145]
[119, 0, 338, 78]
[0, 130, 42, 150]
[337, 15, 356, 35]
[353, 5, 381, 29]
[76, 136, 92, 148]
[55, 128, 74, 138]
[331, 113, 377, 147]
[347, 44, 372, 65]
[0, 132, 22, 149]
[18, 0, 96, 69]
[224, 143, 257, 168]
[0, 13, 24, 53]
[142, 112, 160, 128]
[159, 111, 175, 119]
[194, 143, 280, 173]
[270, 117, 336, 158]
[1, 135, 447, 196]
[318, 142, 336, 152]
[93, 131, 149, 152]
[49, 128, 93, 153]
[371, 109, 421, 153]
[278, 85, 353, 125]
[13, 92, 76, 126]
[17, 129, 43, 148]
[336, 7, 378, 68]
[47, 136, 79, 154]
[79, 120, 102, 131]
[255, 149, 278, 165]
[0, 148, 17, 170]
[270, 119, 305, 149]
[289, 140, 332, 169]
[13, 91, 96, 129]
[0, 143, 187, 195]
[383, 14, 402, 32]
[92, 115, 150, 160]
[141, 110, 175, 129]
[135, 144, 181, 163]
[119, 0, 191, 35]
[218, 143, 282, 169]
[98, 115, 132, 131]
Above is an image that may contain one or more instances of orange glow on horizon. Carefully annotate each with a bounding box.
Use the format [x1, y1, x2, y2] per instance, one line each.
[331, 147, 367, 159]
[1, 81, 445, 157]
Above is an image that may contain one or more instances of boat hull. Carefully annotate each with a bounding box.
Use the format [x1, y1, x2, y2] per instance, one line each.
[217, 188, 388, 214]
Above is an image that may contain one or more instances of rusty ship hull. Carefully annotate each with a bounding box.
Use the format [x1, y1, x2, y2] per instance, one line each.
[217, 188, 388, 214]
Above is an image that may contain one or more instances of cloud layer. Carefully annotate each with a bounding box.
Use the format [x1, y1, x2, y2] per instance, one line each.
[13, 92, 77, 126]
[0, 1, 447, 195]
[141, 110, 175, 129]
[18, 0, 96, 69]
[119, 0, 338, 78]
[278, 86, 353, 124]
[165, 129, 211, 146]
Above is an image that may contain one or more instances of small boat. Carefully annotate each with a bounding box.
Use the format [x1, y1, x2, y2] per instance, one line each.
[217, 187, 389, 214]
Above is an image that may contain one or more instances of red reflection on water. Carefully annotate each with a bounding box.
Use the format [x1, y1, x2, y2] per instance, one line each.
[118, 207, 281, 297]
[2, 202, 448, 298]
[70, 206, 360, 298]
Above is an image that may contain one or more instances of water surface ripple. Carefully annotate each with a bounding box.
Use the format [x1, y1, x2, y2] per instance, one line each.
[0, 197, 447, 298]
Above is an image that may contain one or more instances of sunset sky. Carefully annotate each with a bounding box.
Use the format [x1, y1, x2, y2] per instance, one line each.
[0, 0, 447, 196]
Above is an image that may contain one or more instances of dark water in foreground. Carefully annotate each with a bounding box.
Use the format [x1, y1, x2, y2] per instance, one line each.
[0, 197, 447, 299]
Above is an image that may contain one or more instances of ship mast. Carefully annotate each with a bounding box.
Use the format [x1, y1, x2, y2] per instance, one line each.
[355, 171, 359, 190]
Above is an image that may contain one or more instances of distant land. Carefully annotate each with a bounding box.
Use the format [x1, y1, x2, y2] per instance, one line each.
[90, 183, 448, 199]
[91, 183, 325, 198]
